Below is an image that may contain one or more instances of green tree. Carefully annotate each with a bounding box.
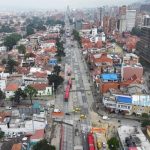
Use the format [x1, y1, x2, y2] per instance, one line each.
[33, 139, 55, 150]
[4, 33, 21, 50]
[47, 74, 64, 91]
[107, 137, 119, 150]
[0, 131, 4, 139]
[141, 120, 150, 127]
[14, 88, 27, 104]
[0, 25, 16, 33]
[17, 44, 26, 54]
[141, 113, 149, 118]
[24, 85, 37, 105]
[26, 25, 35, 36]
[0, 89, 5, 100]
[6, 58, 18, 74]
[53, 65, 61, 76]
[72, 29, 81, 47]
[1, 58, 7, 65]
[131, 27, 141, 37]
[56, 38, 65, 57]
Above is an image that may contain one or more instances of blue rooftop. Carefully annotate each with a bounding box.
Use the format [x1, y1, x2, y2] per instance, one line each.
[32, 102, 41, 109]
[101, 73, 118, 81]
[116, 96, 132, 104]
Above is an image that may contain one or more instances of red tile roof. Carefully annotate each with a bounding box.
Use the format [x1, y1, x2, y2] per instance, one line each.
[30, 83, 48, 90]
[93, 53, 113, 64]
[33, 72, 47, 78]
[5, 83, 19, 91]
[11, 143, 22, 150]
[30, 129, 45, 140]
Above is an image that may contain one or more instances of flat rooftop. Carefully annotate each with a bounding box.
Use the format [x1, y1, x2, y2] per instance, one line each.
[118, 126, 150, 150]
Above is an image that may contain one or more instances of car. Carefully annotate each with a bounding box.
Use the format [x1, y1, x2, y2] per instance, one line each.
[80, 114, 87, 119]
[102, 142, 106, 148]
[74, 107, 80, 111]
[5, 106, 12, 110]
[102, 116, 110, 120]
[65, 113, 70, 115]
[53, 108, 61, 112]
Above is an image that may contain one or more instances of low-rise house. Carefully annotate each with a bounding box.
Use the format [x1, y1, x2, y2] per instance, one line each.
[103, 94, 150, 115]
[30, 129, 45, 145]
[30, 83, 52, 96]
[11, 143, 22, 150]
[122, 54, 143, 81]
[0, 46, 7, 52]
[0, 79, 7, 91]
[146, 126, 150, 138]
[5, 83, 19, 99]
[118, 126, 150, 150]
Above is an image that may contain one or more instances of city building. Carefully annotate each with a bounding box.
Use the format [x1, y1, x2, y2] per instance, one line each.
[75, 20, 82, 31]
[118, 126, 150, 150]
[103, 94, 150, 115]
[121, 53, 143, 81]
[144, 16, 150, 26]
[118, 6, 136, 32]
[136, 26, 150, 63]
[126, 10, 136, 31]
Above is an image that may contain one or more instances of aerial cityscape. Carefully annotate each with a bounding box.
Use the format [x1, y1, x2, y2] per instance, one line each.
[0, 0, 150, 150]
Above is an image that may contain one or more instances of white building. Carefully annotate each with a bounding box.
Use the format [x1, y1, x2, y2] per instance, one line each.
[92, 28, 97, 36]
[119, 9, 136, 32]
[0, 46, 7, 52]
[119, 14, 126, 33]
[118, 126, 150, 150]
[5, 83, 19, 99]
[126, 10, 136, 31]
[0, 79, 6, 91]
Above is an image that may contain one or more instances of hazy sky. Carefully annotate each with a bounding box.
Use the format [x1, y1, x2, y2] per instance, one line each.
[0, 0, 138, 10]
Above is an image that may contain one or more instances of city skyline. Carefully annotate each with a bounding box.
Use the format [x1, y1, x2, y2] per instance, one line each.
[0, 0, 139, 10]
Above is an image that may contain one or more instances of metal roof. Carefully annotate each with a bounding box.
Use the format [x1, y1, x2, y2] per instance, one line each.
[116, 96, 132, 104]
[101, 73, 118, 81]
[19, 108, 40, 115]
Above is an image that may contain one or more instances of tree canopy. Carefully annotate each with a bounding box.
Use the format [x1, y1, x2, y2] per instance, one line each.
[56, 38, 65, 57]
[53, 65, 61, 76]
[0, 89, 5, 100]
[17, 44, 26, 54]
[72, 29, 81, 47]
[5, 58, 18, 74]
[46, 18, 64, 26]
[32, 139, 56, 150]
[107, 137, 119, 150]
[26, 17, 46, 36]
[141, 120, 150, 127]
[0, 25, 16, 33]
[131, 27, 142, 37]
[24, 85, 37, 105]
[47, 74, 64, 91]
[14, 88, 27, 104]
[4, 33, 21, 50]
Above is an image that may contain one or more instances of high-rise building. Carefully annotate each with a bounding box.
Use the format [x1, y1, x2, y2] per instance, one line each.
[109, 17, 116, 34]
[75, 20, 82, 31]
[103, 16, 110, 35]
[118, 6, 127, 32]
[118, 6, 136, 32]
[144, 17, 150, 26]
[136, 26, 150, 63]
[126, 10, 136, 31]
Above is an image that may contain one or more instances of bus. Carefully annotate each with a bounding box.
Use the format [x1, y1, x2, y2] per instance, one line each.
[87, 133, 95, 150]
[64, 85, 70, 102]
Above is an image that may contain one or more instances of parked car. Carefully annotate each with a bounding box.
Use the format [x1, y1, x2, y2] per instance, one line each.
[65, 113, 70, 115]
[5, 106, 12, 110]
[102, 142, 106, 148]
[102, 116, 110, 120]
